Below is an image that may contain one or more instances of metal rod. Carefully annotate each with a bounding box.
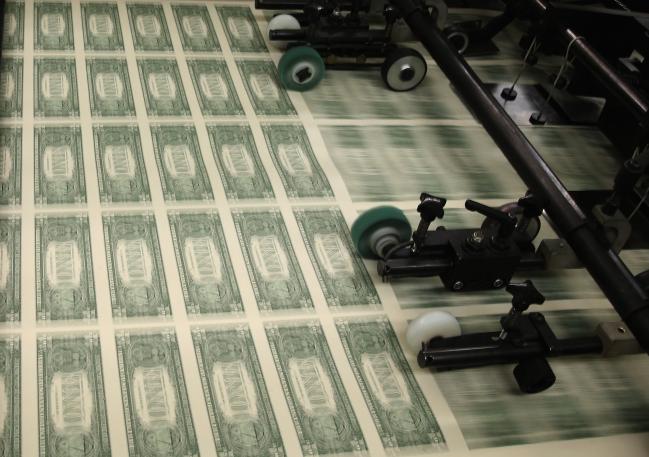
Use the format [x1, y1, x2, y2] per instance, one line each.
[389, 0, 649, 351]
[418, 333, 603, 369]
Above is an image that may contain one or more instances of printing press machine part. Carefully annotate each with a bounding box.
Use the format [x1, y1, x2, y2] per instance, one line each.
[257, 0, 448, 90]
[345, 0, 649, 392]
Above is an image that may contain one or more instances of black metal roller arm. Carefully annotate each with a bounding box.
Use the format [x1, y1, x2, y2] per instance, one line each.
[388, 0, 649, 352]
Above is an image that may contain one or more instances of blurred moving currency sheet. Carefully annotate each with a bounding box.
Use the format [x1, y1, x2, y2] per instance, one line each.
[1, 1, 648, 456]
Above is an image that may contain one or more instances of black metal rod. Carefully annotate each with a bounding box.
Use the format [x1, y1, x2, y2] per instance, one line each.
[255, 0, 307, 10]
[419, 333, 603, 369]
[270, 30, 307, 41]
[390, 0, 649, 351]
[479, 7, 515, 40]
[524, 0, 649, 124]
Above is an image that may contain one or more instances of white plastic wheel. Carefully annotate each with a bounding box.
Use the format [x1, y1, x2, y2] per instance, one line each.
[267, 14, 300, 40]
[406, 311, 461, 354]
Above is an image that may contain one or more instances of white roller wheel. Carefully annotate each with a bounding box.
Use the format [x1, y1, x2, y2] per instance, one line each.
[267, 14, 300, 43]
[406, 311, 461, 354]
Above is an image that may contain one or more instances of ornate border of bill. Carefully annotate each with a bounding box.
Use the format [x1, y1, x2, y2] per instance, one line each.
[1, 1, 648, 456]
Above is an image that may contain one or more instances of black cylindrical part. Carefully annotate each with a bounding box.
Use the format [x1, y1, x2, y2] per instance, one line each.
[390, 0, 649, 351]
[269, 29, 307, 41]
[419, 342, 543, 369]
[419, 335, 603, 369]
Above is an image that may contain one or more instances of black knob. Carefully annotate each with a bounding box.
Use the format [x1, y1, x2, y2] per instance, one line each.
[506, 280, 545, 311]
[514, 357, 556, 394]
[417, 193, 446, 223]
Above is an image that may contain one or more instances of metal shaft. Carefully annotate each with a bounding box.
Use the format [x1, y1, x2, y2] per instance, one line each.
[389, 0, 649, 351]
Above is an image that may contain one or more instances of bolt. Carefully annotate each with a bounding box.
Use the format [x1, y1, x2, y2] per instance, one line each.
[466, 230, 484, 250]
[452, 281, 464, 291]
[493, 278, 504, 288]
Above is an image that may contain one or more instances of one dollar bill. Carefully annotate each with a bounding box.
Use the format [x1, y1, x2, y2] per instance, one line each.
[0, 336, 20, 456]
[2, 2, 24, 50]
[236, 60, 295, 116]
[34, 126, 86, 205]
[116, 329, 199, 457]
[168, 211, 242, 315]
[37, 333, 110, 457]
[0, 128, 21, 205]
[262, 124, 333, 199]
[81, 3, 124, 51]
[34, 2, 74, 51]
[265, 321, 367, 455]
[34, 58, 79, 118]
[336, 317, 446, 452]
[137, 59, 190, 117]
[86, 58, 136, 117]
[192, 325, 285, 456]
[0, 217, 20, 322]
[216, 6, 267, 53]
[294, 207, 379, 308]
[93, 125, 151, 203]
[36, 215, 97, 321]
[232, 209, 312, 312]
[172, 5, 220, 52]
[187, 59, 243, 116]
[0, 58, 23, 118]
[206, 124, 274, 200]
[127, 4, 172, 52]
[103, 214, 171, 318]
[151, 125, 213, 201]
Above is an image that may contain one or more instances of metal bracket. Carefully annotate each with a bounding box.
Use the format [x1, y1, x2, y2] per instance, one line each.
[592, 205, 632, 253]
[596, 321, 642, 357]
[537, 238, 581, 269]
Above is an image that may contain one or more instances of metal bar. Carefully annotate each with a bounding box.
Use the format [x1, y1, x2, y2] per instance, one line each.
[255, 0, 307, 10]
[418, 333, 603, 369]
[524, 0, 649, 124]
[389, 0, 649, 352]
[269, 30, 307, 41]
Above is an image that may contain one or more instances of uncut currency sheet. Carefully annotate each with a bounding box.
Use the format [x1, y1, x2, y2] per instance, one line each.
[1, 1, 648, 456]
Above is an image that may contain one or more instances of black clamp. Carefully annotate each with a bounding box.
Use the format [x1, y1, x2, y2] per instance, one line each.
[413, 193, 446, 249]
[500, 280, 545, 340]
[465, 199, 517, 249]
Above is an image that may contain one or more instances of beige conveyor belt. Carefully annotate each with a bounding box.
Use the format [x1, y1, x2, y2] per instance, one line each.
[1, 1, 649, 456]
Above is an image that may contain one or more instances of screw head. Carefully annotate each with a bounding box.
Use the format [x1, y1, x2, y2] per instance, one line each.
[466, 230, 484, 250]
[452, 281, 464, 291]
[493, 278, 504, 288]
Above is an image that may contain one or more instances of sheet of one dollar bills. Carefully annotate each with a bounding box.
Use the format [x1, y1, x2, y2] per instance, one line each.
[0, 0, 648, 455]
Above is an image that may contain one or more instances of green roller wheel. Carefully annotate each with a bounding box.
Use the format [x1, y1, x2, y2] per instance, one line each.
[278, 46, 325, 92]
[351, 206, 412, 259]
